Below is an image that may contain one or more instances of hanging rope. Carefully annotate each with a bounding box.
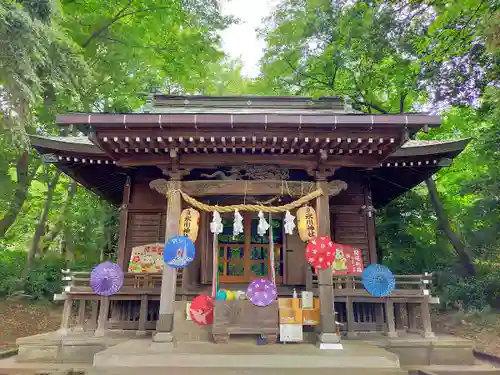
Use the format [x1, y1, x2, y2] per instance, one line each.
[177, 188, 323, 213]
[268, 212, 276, 286]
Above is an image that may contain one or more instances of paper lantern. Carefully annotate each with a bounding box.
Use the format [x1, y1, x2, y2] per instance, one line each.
[296, 206, 318, 242]
[306, 236, 335, 270]
[362, 264, 396, 297]
[163, 236, 195, 269]
[225, 290, 235, 301]
[90, 262, 124, 296]
[179, 208, 200, 242]
[189, 295, 214, 326]
[247, 278, 277, 307]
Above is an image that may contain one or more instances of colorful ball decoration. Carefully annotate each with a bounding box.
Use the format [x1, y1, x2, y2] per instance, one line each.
[189, 295, 214, 326]
[163, 236, 195, 269]
[216, 289, 227, 300]
[90, 261, 124, 297]
[225, 290, 235, 301]
[305, 236, 335, 270]
[246, 278, 277, 307]
[362, 264, 396, 297]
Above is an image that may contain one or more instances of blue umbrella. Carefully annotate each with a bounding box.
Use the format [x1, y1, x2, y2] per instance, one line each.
[163, 236, 195, 269]
[362, 264, 395, 297]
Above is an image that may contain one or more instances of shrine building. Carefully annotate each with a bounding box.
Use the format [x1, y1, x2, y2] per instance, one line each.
[29, 95, 469, 346]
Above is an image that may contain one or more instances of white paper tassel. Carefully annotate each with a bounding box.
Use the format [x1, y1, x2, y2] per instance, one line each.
[257, 211, 270, 236]
[210, 211, 223, 234]
[284, 210, 296, 235]
[233, 209, 244, 238]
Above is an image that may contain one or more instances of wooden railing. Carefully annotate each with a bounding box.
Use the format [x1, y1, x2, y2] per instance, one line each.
[306, 267, 437, 338]
[55, 269, 184, 336]
[55, 268, 437, 338]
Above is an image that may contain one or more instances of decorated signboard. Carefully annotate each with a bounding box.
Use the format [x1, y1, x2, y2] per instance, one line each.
[331, 244, 364, 275]
[311, 243, 365, 275]
[128, 243, 164, 273]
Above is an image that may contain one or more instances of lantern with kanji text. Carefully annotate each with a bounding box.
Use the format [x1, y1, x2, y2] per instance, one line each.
[296, 205, 318, 242]
[179, 208, 200, 242]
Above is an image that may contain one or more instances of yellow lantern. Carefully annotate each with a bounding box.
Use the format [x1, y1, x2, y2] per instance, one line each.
[296, 206, 318, 242]
[179, 208, 200, 242]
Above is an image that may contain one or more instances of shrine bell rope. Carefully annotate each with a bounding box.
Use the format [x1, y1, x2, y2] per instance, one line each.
[150, 182, 323, 213]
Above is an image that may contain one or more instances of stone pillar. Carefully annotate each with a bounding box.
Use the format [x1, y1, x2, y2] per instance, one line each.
[153, 178, 182, 343]
[315, 178, 340, 344]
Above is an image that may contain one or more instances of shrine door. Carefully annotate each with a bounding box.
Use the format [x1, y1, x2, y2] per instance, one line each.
[217, 212, 283, 283]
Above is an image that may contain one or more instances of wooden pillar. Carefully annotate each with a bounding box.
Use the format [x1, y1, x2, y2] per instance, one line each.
[395, 303, 405, 331]
[137, 294, 148, 336]
[345, 297, 357, 338]
[95, 296, 110, 337]
[420, 297, 435, 338]
[74, 299, 86, 332]
[117, 175, 132, 271]
[375, 304, 385, 331]
[315, 178, 340, 344]
[363, 176, 377, 264]
[89, 301, 98, 330]
[407, 303, 419, 333]
[385, 299, 398, 338]
[154, 178, 182, 343]
[58, 297, 73, 335]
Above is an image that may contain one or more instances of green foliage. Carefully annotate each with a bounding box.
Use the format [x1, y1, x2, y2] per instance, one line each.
[0, 248, 99, 300]
[258, 0, 500, 311]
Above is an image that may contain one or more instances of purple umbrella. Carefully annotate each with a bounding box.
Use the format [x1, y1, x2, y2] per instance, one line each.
[90, 262, 124, 296]
[247, 278, 277, 307]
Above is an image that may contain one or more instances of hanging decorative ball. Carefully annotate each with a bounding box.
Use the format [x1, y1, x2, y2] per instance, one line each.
[90, 261, 124, 297]
[163, 236, 195, 269]
[305, 236, 335, 270]
[362, 264, 396, 297]
[216, 289, 227, 300]
[189, 295, 214, 326]
[225, 290, 236, 301]
[246, 278, 277, 307]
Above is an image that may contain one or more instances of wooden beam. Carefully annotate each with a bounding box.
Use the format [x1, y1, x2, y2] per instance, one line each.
[116, 153, 378, 168]
[177, 179, 348, 197]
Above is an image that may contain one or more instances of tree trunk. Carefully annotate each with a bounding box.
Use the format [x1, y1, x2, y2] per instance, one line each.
[0, 152, 40, 238]
[23, 170, 62, 281]
[41, 180, 78, 251]
[425, 177, 476, 276]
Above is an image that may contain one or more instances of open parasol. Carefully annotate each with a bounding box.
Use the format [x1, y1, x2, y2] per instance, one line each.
[189, 295, 214, 326]
[247, 278, 277, 307]
[163, 236, 195, 269]
[305, 236, 335, 270]
[90, 261, 124, 296]
[361, 264, 395, 297]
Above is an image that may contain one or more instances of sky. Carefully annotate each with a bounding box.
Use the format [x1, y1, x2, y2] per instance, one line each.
[219, 0, 280, 78]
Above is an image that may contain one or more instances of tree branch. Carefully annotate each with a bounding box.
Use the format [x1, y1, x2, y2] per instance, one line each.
[82, 2, 173, 48]
[82, 0, 135, 48]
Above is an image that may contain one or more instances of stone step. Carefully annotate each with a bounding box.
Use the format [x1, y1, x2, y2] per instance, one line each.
[409, 365, 500, 375]
[92, 339, 406, 375]
[89, 366, 407, 375]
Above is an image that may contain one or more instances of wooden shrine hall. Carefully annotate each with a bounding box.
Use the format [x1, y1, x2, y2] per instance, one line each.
[31, 95, 470, 346]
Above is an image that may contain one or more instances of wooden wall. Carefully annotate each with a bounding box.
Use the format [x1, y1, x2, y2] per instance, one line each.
[117, 177, 167, 270]
[330, 174, 377, 265]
